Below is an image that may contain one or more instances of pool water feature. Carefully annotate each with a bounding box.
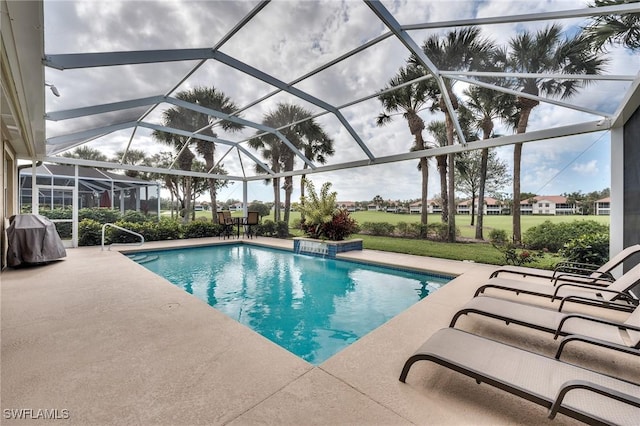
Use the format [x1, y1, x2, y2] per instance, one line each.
[128, 244, 451, 365]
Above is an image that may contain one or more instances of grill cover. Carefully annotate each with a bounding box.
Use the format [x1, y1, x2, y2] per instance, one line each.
[7, 214, 67, 267]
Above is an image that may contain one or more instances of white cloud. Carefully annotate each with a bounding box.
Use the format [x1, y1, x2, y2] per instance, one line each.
[572, 159, 599, 175]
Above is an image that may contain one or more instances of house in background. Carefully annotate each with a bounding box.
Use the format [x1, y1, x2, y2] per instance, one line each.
[337, 201, 356, 212]
[596, 197, 611, 215]
[456, 198, 506, 215]
[520, 195, 578, 215]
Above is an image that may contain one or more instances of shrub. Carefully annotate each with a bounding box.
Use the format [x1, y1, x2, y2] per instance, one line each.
[408, 223, 429, 239]
[183, 220, 218, 238]
[154, 219, 181, 241]
[489, 229, 508, 244]
[121, 210, 150, 223]
[305, 209, 359, 241]
[561, 233, 610, 265]
[291, 218, 302, 230]
[524, 220, 609, 252]
[78, 219, 103, 246]
[360, 221, 395, 236]
[276, 221, 290, 239]
[78, 208, 120, 224]
[396, 222, 410, 237]
[256, 220, 276, 237]
[426, 222, 452, 241]
[493, 242, 544, 266]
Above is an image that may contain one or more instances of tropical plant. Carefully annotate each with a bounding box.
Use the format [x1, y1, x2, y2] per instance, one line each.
[410, 27, 496, 242]
[298, 179, 358, 240]
[499, 24, 607, 243]
[583, 0, 640, 51]
[377, 64, 435, 225]
[250, 103, 334, 225]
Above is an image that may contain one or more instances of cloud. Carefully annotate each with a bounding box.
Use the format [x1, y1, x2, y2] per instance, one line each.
[572, 159, 599, 175]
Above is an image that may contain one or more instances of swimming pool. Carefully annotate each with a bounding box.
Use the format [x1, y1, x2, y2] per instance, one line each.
[128, 244, 451, 364]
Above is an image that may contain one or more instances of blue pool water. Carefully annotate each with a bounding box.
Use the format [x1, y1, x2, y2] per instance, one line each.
[128, 244, 450, 364]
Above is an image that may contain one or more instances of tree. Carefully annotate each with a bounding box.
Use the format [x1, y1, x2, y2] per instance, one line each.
[373, 195, 383, 210]
[250, 103, 334, 225]
[411, 27, 496, 242]
[153, 86, 242, 223]
[462, 85, 517, 239]
[455, 149, 510, 226]
[113, 149, 152, 179]
[500, 24, 607, 243]
[377, 64, 434, 225]
[583, 0, 640, 51]
[62, 146, 107, 162]
[426, 121, 449, 223]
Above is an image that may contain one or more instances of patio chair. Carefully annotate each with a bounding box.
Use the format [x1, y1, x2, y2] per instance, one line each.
[399, 328, 640, 425]
[489, 244, 640, 284]
[243, 211, 259, 239]
[474, 262, 640, 310]
[450, 296, 640, 349]
[217, 211, 234, 239]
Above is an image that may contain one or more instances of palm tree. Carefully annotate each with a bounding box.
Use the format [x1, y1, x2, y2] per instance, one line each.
[462, 85, 517, 239]
[377, 64, 435, 225]
[153, 87, 242, 223]
[583, 0, 640, 51]
[250, 103, 334, 224]
[62, 146, 107, 162]
[373, 195, 383, 210]
[410, 27, 496, 242]
[114, 149, 151, 178]
[501, 24, 607, 243]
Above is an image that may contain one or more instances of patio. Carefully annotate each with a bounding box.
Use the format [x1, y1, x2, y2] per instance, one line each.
[2, 238, 635, 425]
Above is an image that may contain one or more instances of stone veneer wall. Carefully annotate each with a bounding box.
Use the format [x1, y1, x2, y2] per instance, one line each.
[293, 238, 363, 258]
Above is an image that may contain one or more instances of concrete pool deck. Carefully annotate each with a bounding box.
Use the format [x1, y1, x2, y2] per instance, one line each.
[1, 237, 637, 425]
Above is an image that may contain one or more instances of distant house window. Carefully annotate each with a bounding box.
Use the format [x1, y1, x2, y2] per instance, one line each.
[545, 203, 549, 207]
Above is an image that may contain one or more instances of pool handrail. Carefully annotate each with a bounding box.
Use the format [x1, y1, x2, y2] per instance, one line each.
[101, 223, 144, 251]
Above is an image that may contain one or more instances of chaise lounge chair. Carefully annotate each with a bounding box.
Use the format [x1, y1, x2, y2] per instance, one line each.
[399, 328, 640, 425]
[489, 244, 640, 284]
[474, 263, 640, 310]
[450, 296, 640, 349]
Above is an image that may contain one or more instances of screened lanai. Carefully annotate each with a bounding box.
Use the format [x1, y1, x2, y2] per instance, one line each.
[32, 0, 640, 256]
[19, 164, 160, 215]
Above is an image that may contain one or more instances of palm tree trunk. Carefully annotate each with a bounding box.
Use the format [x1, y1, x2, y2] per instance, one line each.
[513, 142, 522, 244]
[273, 177, 281, 222]
[513, 102, 535, 244]
[445, 112, 456, 243]
[437, 156, 448, 222]
[209, 179, 218, 223]
[300, 173, 307, 223]
[476, 148, 489, 240]
[283, 176, 293, 224]
[470, 194, 476, 227]
[419, 157, 428, 225]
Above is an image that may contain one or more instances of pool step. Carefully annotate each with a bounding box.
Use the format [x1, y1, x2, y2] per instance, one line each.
[126, 254, 159, 264]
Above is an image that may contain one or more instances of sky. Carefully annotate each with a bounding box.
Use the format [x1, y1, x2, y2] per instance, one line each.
[42, 0, 638, 203]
